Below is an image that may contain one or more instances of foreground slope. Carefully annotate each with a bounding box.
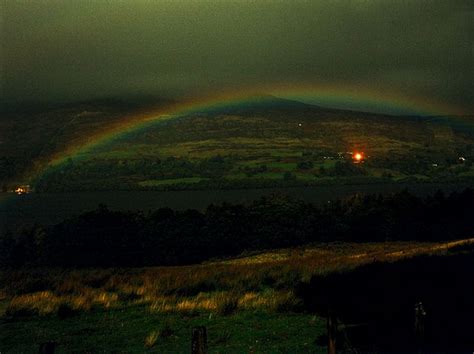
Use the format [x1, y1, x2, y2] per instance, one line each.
[1, 239, 473, 352]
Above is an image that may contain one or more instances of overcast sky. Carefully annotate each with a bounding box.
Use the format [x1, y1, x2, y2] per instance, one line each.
[1, 0, 473, 113]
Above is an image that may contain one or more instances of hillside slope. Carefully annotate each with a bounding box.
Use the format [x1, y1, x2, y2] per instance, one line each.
[2, 96, 474, 191]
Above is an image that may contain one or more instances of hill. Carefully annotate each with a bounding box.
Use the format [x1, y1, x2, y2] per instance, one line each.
[0, 97, 172, 189]
[2, 96, 474, 191]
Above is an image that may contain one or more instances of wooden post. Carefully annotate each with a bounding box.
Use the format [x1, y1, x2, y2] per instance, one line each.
[192, 326, 207, 354]
[39, 342, 56, 354]
[414, 302, 426, 353]
[327, 309, 337, 354]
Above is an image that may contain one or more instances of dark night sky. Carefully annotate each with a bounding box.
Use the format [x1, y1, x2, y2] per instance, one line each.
[1, 0, 473, 113]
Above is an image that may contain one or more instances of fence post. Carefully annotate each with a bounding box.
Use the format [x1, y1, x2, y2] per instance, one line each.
[192, 326, 207, 354]
[39, 342, 56, 354]
[414, 302, 426, 353]
[327, 309, 337, 354]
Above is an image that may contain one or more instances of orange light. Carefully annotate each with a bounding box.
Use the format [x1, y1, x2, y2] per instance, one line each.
[354, 153, 363, 161]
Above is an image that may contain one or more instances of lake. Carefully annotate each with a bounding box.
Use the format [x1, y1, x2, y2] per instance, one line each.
[1, 182, 472, 231]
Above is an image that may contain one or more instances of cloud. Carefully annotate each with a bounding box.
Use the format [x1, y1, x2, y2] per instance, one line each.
[1, 0, 473, 113]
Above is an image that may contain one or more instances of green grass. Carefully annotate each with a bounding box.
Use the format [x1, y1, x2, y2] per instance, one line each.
[267, 162, 297, 171]
[138, 177, 208, 187]
[249, 172, 284, 179]
[83, 145, 164, 160]
[459, 167, 474, 177]
[271, 151, 303, 158]
[314, 160, 338, 169]
[0, 305, 326, 353]
[236, 159, 270, 167]
[295, 173, 318, 181]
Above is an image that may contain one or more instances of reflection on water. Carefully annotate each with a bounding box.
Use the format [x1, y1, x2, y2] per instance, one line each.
[1, 183, 473, 231]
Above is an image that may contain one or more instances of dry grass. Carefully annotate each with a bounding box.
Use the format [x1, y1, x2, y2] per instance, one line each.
[4, 289, 119, 317]
[1, 239, 472, 318]
[144, 331, 159, 348]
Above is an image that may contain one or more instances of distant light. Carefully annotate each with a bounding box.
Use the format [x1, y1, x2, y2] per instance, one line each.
[353, 152, 363, 162]
[14, 185, 30, 195]
[298, 123, 302, 127]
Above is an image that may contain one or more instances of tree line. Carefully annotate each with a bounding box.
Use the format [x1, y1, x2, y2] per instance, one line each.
[1, 189, 473, 267]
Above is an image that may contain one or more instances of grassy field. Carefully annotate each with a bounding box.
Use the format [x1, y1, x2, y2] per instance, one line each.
[0, 306, 325, 353]
[1, 239, 472, 352]
[138, 177, 208, 187]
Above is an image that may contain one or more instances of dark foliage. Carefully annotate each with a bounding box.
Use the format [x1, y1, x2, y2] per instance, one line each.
[1, 189, 473, 267]
[296, 251, 474, 352]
